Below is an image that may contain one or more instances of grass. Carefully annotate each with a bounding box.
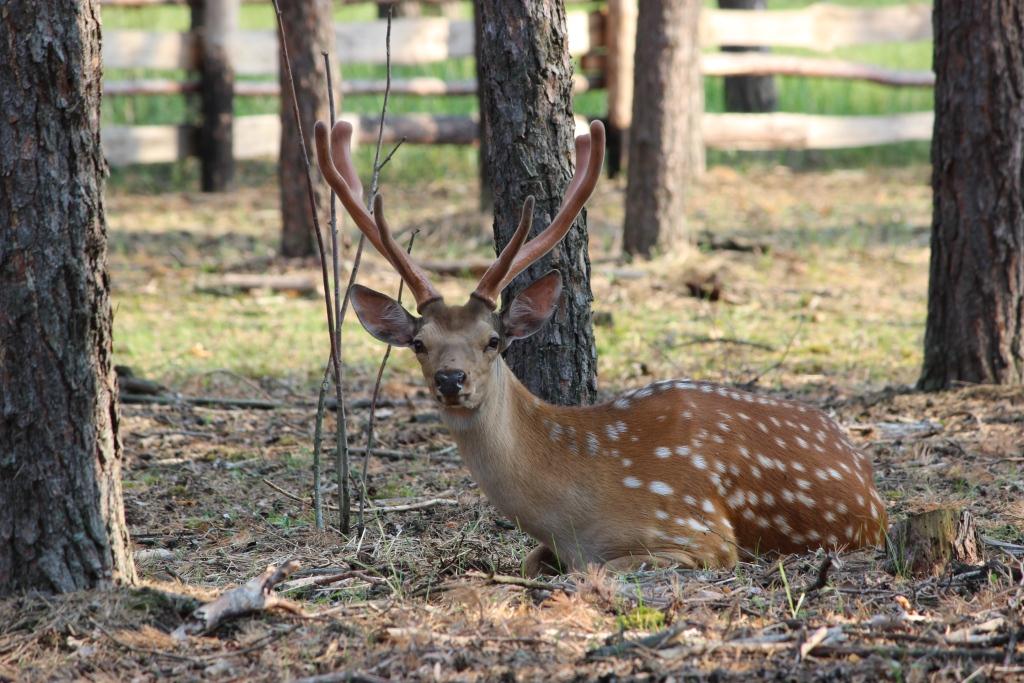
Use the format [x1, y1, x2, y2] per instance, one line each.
[104, 162, 931, 391]
[100, 0, 935, 187]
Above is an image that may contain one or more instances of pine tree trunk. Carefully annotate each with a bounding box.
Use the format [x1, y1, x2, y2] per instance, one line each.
[623, 0, 704, 258]
[919, 1, 1024, 390]
[476, 0, 598, 406]
[718, 0, 777, 113]
[279, 0, 333, 258]
[0, 0, 136, 594]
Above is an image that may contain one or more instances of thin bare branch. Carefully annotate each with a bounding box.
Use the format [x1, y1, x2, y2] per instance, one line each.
[358, 229, 417, 534]
[271, 0, 344, 530]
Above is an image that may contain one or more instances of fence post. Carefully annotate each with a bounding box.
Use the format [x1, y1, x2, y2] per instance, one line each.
[605, 0, 637, 178]
[718, 0, 778, 113]
[195, 0, 238, 192]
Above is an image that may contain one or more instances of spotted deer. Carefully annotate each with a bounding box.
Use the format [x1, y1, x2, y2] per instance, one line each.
[314, 118, 887, 575]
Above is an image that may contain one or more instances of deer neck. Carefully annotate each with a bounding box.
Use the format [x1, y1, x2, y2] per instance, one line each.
[439, 358, 539, 470]
[438, 359, 565, 528]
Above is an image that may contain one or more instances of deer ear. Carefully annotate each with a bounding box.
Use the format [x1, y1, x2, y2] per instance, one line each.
[501, 270, 563, 342]
[350, 284, 418, 347]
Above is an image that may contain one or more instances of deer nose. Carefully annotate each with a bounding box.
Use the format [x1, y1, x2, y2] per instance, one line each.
[434, 369, 466, 397]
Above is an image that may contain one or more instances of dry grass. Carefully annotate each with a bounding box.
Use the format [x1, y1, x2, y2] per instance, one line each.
[2, 166, 1023, 682]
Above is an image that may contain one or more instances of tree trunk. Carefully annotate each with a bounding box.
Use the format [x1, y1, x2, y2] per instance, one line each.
[919, 1, 1024, 390]
[196, 0, 237, 192]
[605, 0, 638, 178]
[473, 2, 493, 211]
[476, 0, 598, 406]
[718, 0, 777, 113]
[623, 0, 704, 258]
[0, 0, 137, 594]
[279, 0, 333, 258]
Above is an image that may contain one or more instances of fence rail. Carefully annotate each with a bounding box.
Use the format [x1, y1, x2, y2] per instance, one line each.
[100, 1, 936, 170]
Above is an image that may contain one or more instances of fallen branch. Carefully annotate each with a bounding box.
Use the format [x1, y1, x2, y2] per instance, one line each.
[172, 562, 306, 639]
[677, 335, 776, 352]
[348, 445, 458, 460]
[196, 273, 321, 296]
[464, 570, 571, 592]
[120, 394, 281, 410]
[262, 478, 457, 514]
[120, 393, 405, 412]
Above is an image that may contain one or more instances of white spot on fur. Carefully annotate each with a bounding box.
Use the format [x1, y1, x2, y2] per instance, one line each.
[649, 481, 673, 496]
[773, 515, 793, 533]
[654, 446, 671, 459]
[623, 476, 642, 489]
[686, 518, 710, 533]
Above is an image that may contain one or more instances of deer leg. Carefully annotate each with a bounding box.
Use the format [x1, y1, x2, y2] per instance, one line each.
[523, 544, 564, 577]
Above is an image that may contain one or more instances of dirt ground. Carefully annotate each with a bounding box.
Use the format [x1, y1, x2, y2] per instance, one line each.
[2, 166, 1022, 682]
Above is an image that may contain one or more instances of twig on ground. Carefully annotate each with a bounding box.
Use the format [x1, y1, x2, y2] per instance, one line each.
[349, 444, 458, 461]
[262, 478, 456, 514]
[465, 571, 572, 592]
[271, 0, 346, 532]
[677, 336, 776, 352]
[92, 620, 200, 663]
[172, 562, 307, 639]
[293, 671, 391, 683]
[120, 394, 281, 409]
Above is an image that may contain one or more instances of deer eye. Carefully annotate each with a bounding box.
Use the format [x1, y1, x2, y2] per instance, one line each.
[412, 339, 427, 354]
[487, 336, 500, 351]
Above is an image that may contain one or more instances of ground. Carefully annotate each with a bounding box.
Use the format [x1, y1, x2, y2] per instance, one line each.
[2, 166, 1022, 682]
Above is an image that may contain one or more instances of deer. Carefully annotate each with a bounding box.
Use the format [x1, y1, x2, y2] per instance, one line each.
[313, 118, 888, 576]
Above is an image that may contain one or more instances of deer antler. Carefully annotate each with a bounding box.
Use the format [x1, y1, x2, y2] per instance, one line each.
[314, 120, 442, 311]
[472, 120, 606, 309]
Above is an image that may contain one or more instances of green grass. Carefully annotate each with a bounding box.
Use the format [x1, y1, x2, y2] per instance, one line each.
[100, 0, 935, 186]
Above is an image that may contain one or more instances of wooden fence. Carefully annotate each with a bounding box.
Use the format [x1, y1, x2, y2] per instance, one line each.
[101, 0, 935, 172]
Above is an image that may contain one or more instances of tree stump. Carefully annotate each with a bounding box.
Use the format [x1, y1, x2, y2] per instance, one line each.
[886, 509, 985, 578]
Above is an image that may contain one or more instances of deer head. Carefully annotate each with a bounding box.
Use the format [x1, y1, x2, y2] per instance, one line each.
[314, 120, 605, 412]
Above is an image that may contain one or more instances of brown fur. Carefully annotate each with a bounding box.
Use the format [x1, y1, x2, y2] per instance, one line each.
[356, 293, 887, 575]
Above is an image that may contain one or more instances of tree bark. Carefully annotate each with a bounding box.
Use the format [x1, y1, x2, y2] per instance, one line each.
[919, 0, 1024, 390]
[476, 0, 598, 406]
[196, 0, 237, 192]
[717, 0, 778, 113]
[605, 0, 638, 178]
[473, 2, 493, 211]
[279, 0, 334, 258]
[623, 0, 704, 258]
[0, 0, 137, 594]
